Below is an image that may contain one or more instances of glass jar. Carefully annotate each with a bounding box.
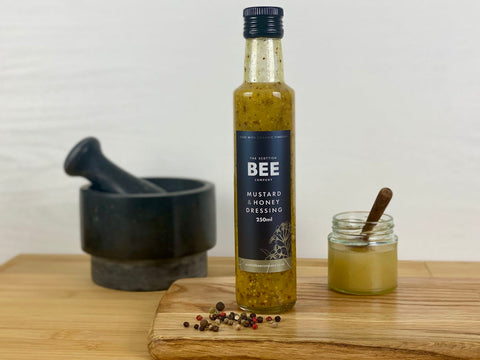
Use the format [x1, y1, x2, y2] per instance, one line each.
[328, 211, 398, 295]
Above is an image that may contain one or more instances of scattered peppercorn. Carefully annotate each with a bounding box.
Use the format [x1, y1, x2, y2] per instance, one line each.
[216, 302, 225, 312]
[184, 304, 280, 333]
[200, 319, 208, 327]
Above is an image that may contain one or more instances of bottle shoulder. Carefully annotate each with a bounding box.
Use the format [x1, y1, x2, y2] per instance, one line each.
[234, 82, 294, 97]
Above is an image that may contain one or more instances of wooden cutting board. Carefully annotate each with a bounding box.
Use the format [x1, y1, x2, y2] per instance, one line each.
[148, 276, 480, 360]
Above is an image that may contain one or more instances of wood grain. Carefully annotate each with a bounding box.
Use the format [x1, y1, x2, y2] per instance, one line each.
[0, 255, 479, 359]
[149, 277, 480, 360]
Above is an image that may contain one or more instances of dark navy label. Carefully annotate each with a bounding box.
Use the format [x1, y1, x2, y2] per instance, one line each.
[236, 130, 292, 273]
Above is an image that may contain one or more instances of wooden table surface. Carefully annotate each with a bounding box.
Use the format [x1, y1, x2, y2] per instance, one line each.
[0, 255, 479, 359]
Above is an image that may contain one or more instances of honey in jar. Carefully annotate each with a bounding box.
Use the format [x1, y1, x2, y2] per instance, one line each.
[328, 211, 398, 295]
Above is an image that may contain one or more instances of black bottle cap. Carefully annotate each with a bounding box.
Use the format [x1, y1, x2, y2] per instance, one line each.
[243, 6, 284, 39]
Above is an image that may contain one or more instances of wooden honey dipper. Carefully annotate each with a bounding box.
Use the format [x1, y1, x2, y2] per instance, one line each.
[361, 187, 393, 242]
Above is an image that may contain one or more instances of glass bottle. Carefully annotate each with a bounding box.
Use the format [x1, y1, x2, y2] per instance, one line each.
[234, 7, 296, 313]
[328, 211, 398, 295]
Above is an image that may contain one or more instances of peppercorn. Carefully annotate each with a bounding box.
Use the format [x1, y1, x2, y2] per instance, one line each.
[199, 325, 206, 331]
[234, 315, 240, 321]
[209, 314, 216, 320]
[215, 319, 221, 325]
[200, 319, 208, 327]
[271, 322, 278, 328]
[216, 301, 225, 312]
[183, 321, 190, 328]
[252, 324, 258, 330]
[194, 324, 199, 330]
[266, 316, 272, 322]
[252, 317, 257, 323]
[240, 312, 247, 319]
[235, 324, 242, 331]
[196, 315, 203, 321]
[228, 312, 235, 320]
[228, 319, 234, 325]
[243, 321, 250, 327]
[212, 325, 219, 332]
[275, 316, 281, 322]
[250, 313, 257, 319]
[257, 316, 264, 323]
[209, 307, 216, 314]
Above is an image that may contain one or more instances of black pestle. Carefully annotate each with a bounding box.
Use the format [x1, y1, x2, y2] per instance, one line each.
[64, 137, 166, 194]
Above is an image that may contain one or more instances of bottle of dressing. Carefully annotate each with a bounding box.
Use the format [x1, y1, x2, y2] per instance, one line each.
[234, 6, 296, 314]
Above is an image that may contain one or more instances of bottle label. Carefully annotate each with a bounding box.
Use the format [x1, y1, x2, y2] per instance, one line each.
[236, 130, 292, 273]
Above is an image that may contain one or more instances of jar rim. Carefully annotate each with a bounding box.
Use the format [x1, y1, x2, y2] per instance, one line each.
[333, 211, 393, 225]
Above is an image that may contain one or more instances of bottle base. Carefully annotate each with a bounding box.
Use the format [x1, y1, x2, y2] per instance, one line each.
[238, 300, 296, 314]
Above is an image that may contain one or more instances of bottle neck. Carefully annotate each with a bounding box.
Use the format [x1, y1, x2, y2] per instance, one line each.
[244, 38, 284, 83]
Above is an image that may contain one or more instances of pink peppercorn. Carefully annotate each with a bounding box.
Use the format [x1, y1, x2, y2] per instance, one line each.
[252, 324, 258, 330]
[196, 315, 203, 321]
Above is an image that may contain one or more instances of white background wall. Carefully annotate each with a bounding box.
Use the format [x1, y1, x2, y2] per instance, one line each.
[1, 0, 479, 265]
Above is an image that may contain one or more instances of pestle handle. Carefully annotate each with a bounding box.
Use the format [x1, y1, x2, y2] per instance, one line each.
[64, 137, 166, 194]
[361, 187, 393, 239]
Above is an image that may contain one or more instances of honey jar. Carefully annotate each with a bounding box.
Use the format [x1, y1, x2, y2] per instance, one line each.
[328, 211, 398, 295]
